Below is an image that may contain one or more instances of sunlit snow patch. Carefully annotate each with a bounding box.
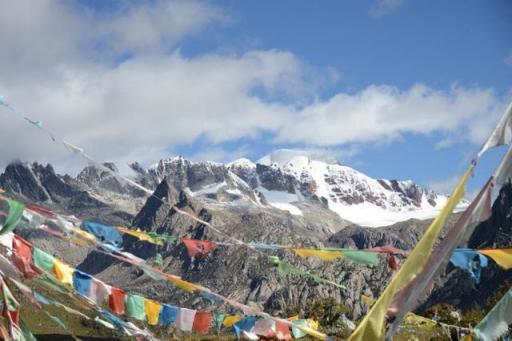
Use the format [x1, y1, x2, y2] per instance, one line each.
[257, 187, 303, 216]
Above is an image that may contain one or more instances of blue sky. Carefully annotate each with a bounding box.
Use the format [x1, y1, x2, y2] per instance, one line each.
[0, 0, 511, 195]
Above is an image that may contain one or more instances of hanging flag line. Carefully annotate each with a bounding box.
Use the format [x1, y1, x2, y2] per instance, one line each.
[0, 194, 354, 291]
[0, 195, 175, 247]
[0, 201, 331, 340]
[349, 99, 512, 341]
[0, 232, 329, 340]
[0, 249, 155, 340]
[0, 272, 89, 341]
[3, 232, 325, 340]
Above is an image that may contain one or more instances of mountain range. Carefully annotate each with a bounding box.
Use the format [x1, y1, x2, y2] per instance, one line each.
[0, 149, 509, 322]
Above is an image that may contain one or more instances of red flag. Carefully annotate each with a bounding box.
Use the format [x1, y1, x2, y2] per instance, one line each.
[275, 321, 292, 340]
[367, 245, 407, 256]
[2, 308, 19, 326]
[192, 311, 212, 334]
[388, 255, 399, 271]
[26, 204, 56, 217]
[183, 239, 217, 257]
[109, 287, 125, 315]
[11, 236, 40, 278]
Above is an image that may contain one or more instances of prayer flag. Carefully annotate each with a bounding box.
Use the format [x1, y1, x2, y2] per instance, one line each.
[52, 259, 74, 286]
[478, 101, 512, 157]
[183, 239, 217, 257]
[254, 318, 275, 337]
[473, 287, 512, 341]
[32, 248, 54, 273]
[159, 304, 178, 327]
[109, 287, 125, 315]
[176, 308, 196, 332]
[223, 315, 242, 327]
[192, 311, 212, 334]
[212, 312, 225, 332]
[125, 294, 146, 321]
[450, 249, 488, 283]
[12, 235, 39, 278]
[73, 270, 92, 298]
[144, 299, 161, 325]
[1, 199, 25, 235]
[233, 316, 256, 340]
[477, 249, 512, 269]
[292, 248, 343, 261]
[89, 278, 111, 305]
[82, 221, 122, 247]
[292, 319, 308, 338]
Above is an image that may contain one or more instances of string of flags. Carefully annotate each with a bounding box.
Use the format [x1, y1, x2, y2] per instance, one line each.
[0, 193, 404, 295]
[0, 198, 331, 339]
[1, 190, 512, 338]
[0, 231, 327, 340]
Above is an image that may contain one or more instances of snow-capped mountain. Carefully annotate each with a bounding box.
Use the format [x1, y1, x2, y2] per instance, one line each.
[128, 149, 450, 227]
[230, 149, 448, 227]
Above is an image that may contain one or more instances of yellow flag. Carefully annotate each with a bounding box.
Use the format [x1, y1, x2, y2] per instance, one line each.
[144, 299, 162, 325]
[169, 277, 200, 293]
[349, 165, 473, 341]
[292, 248, 344, 261]
[53, 258, 74, 286]
[404, 313, 436, 327]
[361, 295, 375, 306]
[223, 315, 241, 327]
[478, 249, 512, 269]
[73, 228, 96, 243]
[117, 226, 163, 245]
[300, 326, 327, 340]
[307, 319, 319, 330]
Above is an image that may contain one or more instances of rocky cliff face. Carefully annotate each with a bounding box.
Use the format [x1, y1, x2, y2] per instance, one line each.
[420, 181, 512, 312]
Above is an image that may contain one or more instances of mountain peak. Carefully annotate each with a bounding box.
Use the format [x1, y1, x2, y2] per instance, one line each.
[257, 149, 340, 167]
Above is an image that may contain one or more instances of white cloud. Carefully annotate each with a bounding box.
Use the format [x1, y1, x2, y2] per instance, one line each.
[0, 0, 508, 176]
[505, 50, 512, 66]
[277, 84, 506, 146]
[369, 0, 405, 18]
[427, 175, 461, 195]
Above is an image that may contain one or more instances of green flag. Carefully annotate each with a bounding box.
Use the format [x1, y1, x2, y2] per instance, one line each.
[1, 199, 25, 235]
[32, 248, 55, 273]
[340, 249, 379, 266]
[212, 313, 225, 332]
[20, 320, 37, 341]
[2, 281, 20, 311]
[125, 294, 146, 321]
[292, 319, 308, 338]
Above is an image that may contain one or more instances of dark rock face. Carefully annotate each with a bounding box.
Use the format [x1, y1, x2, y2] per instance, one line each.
[421, 181, 512, 312]
[0, 162, 54, 202]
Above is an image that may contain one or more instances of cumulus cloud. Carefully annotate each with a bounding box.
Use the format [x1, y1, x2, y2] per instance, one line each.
[277, 84, 506, 146]
[369, 0, 405, 18]
[0, 0, 508, 175]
